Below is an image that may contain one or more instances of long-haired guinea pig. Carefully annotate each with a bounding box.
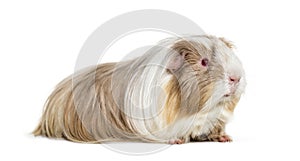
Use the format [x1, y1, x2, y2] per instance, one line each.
[33, 35, 246, 144]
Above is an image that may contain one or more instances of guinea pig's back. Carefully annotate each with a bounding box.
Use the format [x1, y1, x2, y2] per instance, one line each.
[33, 62, 140, 143]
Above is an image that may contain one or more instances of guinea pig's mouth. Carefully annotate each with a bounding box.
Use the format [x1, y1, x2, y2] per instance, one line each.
[224, 86, 238, 98]
[224, 94, 231, 97]
[222, 94, 233, 102]
[224, 92, 235, 97]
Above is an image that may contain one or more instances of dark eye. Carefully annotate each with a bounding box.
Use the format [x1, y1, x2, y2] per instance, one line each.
[201, 58, 209, 67]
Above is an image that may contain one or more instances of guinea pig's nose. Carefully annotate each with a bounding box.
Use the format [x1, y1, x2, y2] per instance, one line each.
[229, 75, 241, 84]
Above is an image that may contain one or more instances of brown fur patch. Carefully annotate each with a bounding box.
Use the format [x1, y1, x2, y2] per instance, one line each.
[225, 96, 240, 112]
[199, 82, 214, 109]
[162, 76, 181, 125]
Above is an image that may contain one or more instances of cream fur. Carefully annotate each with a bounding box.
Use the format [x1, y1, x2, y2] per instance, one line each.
[33, 35, 246, 143]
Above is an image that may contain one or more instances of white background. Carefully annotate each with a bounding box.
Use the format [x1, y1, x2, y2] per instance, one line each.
[1, 0, 300, 160]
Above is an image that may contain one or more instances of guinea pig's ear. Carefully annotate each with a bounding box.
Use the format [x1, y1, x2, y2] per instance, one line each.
[166, 40, 191, 72]
[167, 40, 196, 72]
[219, 37, 235, 49]
[167, 53, 185, 72]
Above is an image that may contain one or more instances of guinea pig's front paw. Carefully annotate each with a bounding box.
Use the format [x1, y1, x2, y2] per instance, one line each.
[205, 133, 232, 142]
[216, 135, 232, 142]
[168, 138, 185, 144]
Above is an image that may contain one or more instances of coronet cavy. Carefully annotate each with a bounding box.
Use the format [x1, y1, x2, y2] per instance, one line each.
[33, 35, 246, 144]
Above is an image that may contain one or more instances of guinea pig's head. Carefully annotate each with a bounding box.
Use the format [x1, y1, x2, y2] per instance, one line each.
[167, 35, 246, 111]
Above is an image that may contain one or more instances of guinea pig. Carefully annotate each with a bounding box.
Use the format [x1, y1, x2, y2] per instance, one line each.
[33, 35, 246, 144]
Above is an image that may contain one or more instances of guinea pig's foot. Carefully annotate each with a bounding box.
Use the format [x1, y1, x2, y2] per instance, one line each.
[217, 135, 232, 142]
[168, 138, 185, 144]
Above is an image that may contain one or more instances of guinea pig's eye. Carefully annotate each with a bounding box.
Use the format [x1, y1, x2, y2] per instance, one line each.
[201, 58, 209, 67]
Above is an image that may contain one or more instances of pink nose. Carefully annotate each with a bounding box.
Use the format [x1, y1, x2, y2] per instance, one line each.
[229, 76, 240, 84]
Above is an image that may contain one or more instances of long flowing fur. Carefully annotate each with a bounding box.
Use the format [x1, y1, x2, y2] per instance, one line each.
[33, 35, 246, 143]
